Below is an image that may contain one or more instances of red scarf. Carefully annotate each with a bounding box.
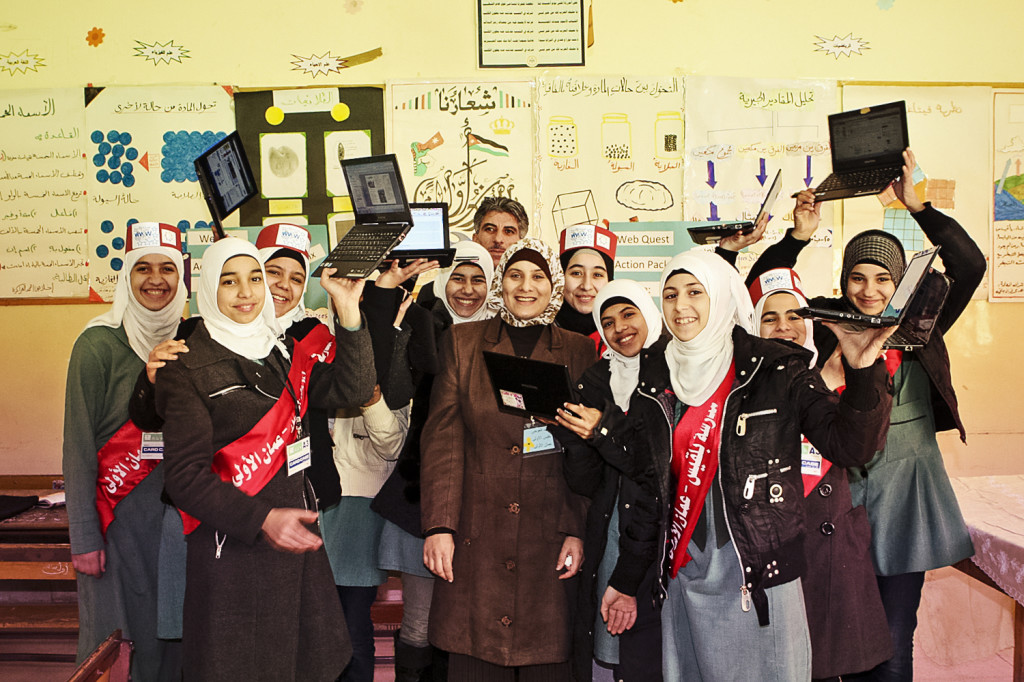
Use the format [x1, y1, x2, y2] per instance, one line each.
[95, 420, 159, 536]
[803, 348, 903, 495]
[180, 347, 318, 534]
[668, 363, 735, 577]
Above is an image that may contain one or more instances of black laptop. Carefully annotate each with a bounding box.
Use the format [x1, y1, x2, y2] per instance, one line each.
[795, 246, 940, 329]
[812, 101, 909, 202]
[194, 131, 259, 241]
[313, 154, 414, 278]
[882, 269, 950, 349]
[384, 202, 456, 268]
[482, 351, 576, 421]
[687, 170, 783, 245]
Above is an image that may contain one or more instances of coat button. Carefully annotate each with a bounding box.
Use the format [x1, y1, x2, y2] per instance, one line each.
[818, 483, 833, 497]
[820, 521, 835, 536]
[738, 502, 750, 515]
[463, 538, 472, 546]
[505, 559, 516, 571]
[507, 502, 520, 514]
[500, 616, 512, 627]
[510, 445, 521, 456]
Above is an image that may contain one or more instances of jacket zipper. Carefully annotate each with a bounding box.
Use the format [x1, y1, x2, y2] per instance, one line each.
[735, 408, 777, 436]
[717, 356, 764, 613]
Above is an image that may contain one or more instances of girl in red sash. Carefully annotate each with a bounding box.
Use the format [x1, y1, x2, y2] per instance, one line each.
[749, 268, 891, 680]
[63, 222, 187, 680]
[752, 150, 984, 681]
[616, 250, 896, 682]
[157, 237, 375, 681]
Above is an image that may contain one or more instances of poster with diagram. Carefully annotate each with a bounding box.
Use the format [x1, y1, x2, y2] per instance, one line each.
[536, 75, 684, 244]
[992, 90, 1024, 301]
[684, 76, 838, 289]
[84, 85, 235, 301]
[388, 80, 535, 238]
[842, 88, 991, 244]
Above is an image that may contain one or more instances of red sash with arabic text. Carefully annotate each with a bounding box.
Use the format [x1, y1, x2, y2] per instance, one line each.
[179, 347, 318, 534]
[96, 420, 159, 537]
[668, 363, 735, 578]
[293, 321, 335, 364]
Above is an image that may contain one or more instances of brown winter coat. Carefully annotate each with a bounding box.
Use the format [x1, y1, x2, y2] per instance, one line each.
[421, 317, 596, 667]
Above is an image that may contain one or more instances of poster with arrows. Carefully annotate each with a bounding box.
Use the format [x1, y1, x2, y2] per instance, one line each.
[83, 85, 235, 301]
[536, 75, 684, 243]
[683, 76, 838, 287]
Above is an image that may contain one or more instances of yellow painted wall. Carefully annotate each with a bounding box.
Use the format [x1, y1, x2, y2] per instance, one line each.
[3, 0, 1021, 474]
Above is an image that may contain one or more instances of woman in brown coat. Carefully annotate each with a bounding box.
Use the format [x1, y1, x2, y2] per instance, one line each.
[421, 238, 597, 681]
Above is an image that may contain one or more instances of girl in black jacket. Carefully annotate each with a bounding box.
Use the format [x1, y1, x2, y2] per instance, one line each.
[619, 250, 894, 681]
[556, 279, 665, 682]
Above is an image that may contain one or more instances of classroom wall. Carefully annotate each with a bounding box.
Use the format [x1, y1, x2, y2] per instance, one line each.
[3, 0, 1023, 669]
[3, 0, 1021, 474]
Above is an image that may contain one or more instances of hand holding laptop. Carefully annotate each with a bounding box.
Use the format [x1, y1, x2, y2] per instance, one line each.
[792, 189, 822, 241]
[718, 211, 769, 252]
[822, 321, 898, 369]
[375, 257, 439, 289]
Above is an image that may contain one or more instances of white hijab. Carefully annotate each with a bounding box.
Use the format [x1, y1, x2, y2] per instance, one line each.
[198, 238, 287, 361]
[660, 250, 754, 406]
[258, 245, 310, 333]
[592, 279, 662, 411]
[85, 242, 187, 363]
[434, 240, 495, 324]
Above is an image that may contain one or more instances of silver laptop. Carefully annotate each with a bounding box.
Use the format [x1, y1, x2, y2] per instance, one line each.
[386, 202, 456, 268]
[687, 170, 782, 245]
[813, 101, 909, 202]
[313, 154, 413, 279]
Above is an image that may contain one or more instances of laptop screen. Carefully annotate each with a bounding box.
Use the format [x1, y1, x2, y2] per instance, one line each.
[341, 154, 413, 225]
[194, 131, 258, 223]
[830, 101, 907, 168]
[882, 246, 938, 317]
[393, 203, 449, 252]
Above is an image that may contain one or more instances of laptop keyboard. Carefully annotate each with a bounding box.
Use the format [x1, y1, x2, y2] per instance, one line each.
[331, 227, 404, 263]
[817, 167, 899, 191]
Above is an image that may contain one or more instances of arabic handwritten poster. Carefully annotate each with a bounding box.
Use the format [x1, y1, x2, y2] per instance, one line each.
[388, 80, 535, 236]
[536, 76, 684, 244]
[478, 0, 584, 68]
[84, 86, 235, 301]
[235, 87, 385, 232]
[842, 86, 991, 299]
[684, 76, 838, 291]
[991, 90, 1024, 302]
[0, 88, 88, 299]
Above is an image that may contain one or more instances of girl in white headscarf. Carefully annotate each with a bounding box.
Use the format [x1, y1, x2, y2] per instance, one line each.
[614, 250, 896, 682]
[63, 222, 187, 680]
[156, 237, 377, 681]
[556, 279, 667, 682]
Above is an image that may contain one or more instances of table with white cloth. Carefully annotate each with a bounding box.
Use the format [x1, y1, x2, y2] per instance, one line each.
[951, 475, 1024, 681]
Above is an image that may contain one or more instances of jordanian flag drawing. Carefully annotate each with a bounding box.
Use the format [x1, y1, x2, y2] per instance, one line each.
[467, 132, 509, 157]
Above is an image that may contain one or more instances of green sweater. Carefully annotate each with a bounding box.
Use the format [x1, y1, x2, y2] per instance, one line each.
[62, 324, 145, 555]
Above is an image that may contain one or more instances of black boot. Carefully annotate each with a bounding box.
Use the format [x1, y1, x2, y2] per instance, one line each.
[394, 630, 433, 682]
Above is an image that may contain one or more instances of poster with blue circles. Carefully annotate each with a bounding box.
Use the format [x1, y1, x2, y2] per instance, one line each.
[85, 86, 235, 301]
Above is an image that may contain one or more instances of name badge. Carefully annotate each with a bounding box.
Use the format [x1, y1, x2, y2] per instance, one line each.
[523, 425, 560, 457]
[140, 432, 164, 460]
[801, 441, 822, 477]
[287, 437, 312, 475]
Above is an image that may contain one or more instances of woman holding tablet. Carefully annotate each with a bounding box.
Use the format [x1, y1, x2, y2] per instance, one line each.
[421, 238, 596, 681]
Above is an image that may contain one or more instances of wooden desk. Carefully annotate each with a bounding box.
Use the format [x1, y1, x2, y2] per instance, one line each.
[952, 475, 1024, 682]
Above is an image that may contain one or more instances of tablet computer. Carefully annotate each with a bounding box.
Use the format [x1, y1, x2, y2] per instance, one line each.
[482, 351, 576, 421]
